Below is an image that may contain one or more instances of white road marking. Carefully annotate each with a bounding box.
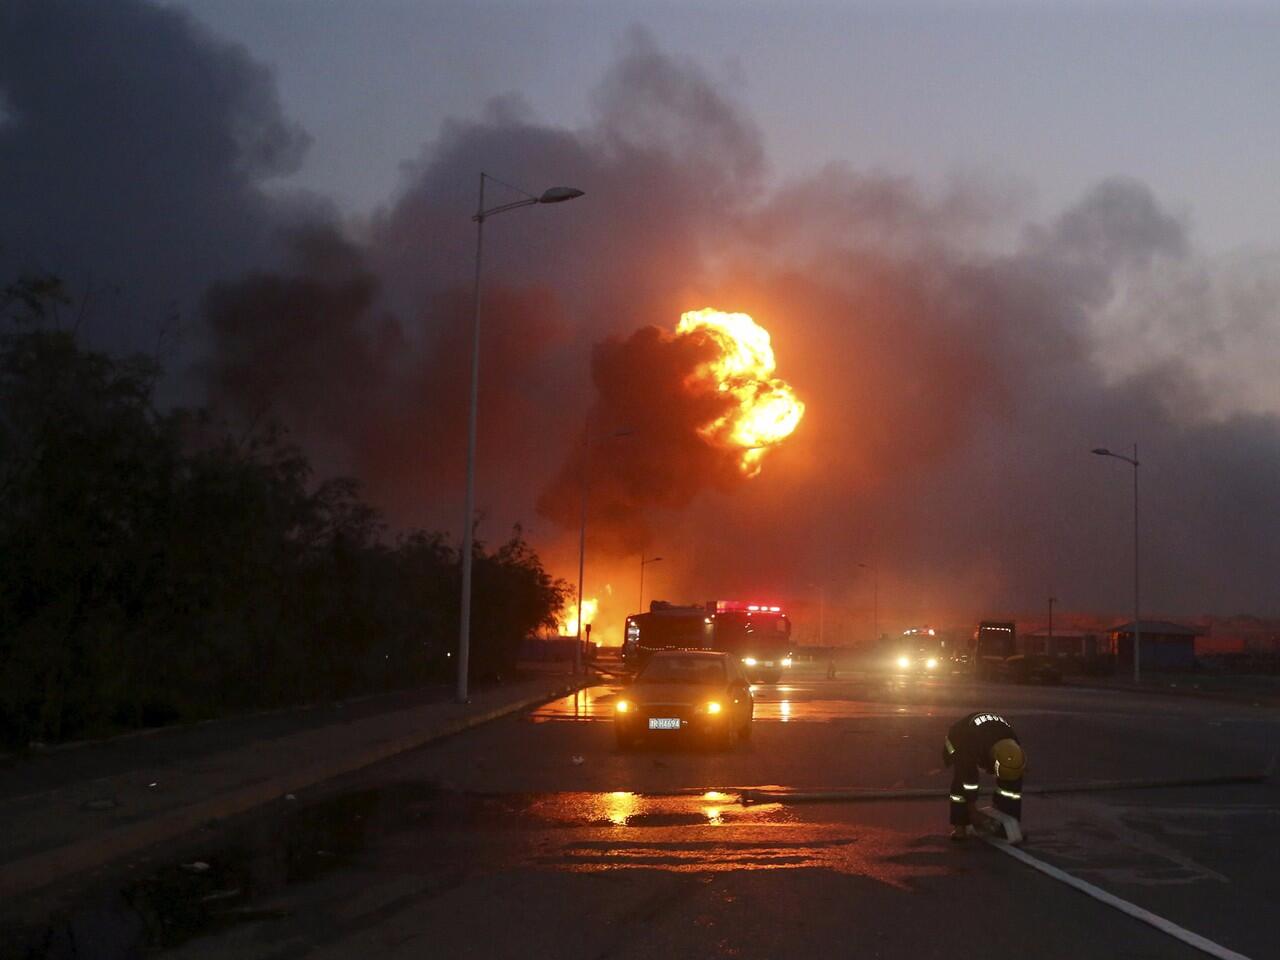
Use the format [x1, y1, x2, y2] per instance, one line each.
[984, 837, 1253, 960]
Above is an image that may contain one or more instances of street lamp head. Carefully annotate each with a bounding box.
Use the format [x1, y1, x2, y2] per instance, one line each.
[1092, 448, 1111, 456]
[539, 186, 584, 204]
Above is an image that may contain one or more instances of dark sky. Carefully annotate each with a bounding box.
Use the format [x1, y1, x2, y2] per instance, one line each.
[2, 0, 1278, 634]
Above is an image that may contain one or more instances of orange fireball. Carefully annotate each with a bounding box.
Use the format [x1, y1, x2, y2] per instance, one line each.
[676, 308, 805, 474]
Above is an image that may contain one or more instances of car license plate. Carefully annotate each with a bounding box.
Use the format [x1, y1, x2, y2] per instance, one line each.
[648, 717, 680, 730]
[762, 661, 775, 667]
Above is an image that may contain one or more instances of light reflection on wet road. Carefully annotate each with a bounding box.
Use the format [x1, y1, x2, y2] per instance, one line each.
[396, 787, 960, 887]
[530, 682, 954, 723]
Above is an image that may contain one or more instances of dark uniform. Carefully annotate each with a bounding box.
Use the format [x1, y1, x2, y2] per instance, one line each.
[942, 711, 1023, 826]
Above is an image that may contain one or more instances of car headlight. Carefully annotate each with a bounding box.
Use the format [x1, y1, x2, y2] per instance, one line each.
[926, 658, 939, 670]
[615, 699, 630, 713]
[781, 657, 793, 667]
[896, 656, 911, 669]
[705, 701, 722, 715]
[743, 657, 757, 667]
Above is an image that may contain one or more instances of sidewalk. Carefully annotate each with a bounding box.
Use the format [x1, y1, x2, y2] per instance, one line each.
[0, 669, 584, 900]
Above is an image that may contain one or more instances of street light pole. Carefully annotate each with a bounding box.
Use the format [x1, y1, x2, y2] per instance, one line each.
[573, 426, 633, 677]
[857, 562, 878, 643]
[574, 420, 589, 678]
[1092, 445, 1141, 684]
[639, 555, 663, 614]
[818, 585, 826, 646]
[457, 173, 583, 703]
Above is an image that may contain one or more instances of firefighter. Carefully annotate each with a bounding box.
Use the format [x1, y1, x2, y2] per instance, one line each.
[942, 710, 1025, 840]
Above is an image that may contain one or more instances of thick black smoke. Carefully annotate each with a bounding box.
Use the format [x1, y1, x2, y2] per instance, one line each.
[0, 0, 311, 356]
[4, 7, 1278, 619]
[535, 321, 757, 553]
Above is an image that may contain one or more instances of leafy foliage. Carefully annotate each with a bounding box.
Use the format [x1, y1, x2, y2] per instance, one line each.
[0, 278, 567, 748]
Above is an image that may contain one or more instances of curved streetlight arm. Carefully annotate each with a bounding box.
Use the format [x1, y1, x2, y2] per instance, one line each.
[1092, 448, 1139, 467]
[473, 197, 539, 222]
[474, 185, 585, 223]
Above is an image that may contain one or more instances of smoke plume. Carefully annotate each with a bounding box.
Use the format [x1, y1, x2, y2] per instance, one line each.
[5, 8, 1280, 625]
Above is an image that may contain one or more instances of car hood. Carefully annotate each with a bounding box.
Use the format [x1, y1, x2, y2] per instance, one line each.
[627, 683, 724, 705]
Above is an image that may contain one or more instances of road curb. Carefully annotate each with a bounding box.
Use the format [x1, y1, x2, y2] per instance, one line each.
[1063, 677, 1280, 708]
[0, 681, 584, 901]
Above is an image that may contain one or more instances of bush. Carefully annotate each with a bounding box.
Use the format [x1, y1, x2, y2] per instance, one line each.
[0, 278, 567, 747]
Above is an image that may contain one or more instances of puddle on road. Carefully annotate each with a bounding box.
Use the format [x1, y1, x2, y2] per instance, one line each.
[519, 790, 791, 828]
[531, 686, 950, 724]
[7, 783, 442, 959]
[6, 782, 958, 958]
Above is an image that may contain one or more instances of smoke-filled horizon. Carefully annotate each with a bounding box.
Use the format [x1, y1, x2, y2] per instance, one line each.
[4, 3, 1279, 630]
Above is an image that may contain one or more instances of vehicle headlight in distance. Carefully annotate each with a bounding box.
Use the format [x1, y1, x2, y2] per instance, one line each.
[615, 700, 630, 714]
[706, 701, 722, 715]
[896, 655, 911, 669]
[743, 657, 757, 667]
[926, 658, 939, 670]
[781, 657, 793, 667]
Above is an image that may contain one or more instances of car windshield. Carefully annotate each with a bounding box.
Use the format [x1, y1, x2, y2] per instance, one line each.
[638, 656, 726, 685]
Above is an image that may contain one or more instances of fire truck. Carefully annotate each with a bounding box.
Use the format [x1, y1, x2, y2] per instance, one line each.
[623, 600, 793, 683]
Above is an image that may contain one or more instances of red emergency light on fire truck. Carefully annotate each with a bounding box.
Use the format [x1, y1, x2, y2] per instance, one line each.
[623, 599, 793, 684]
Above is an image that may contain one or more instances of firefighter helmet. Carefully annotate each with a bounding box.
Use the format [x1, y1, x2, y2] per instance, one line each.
[993, 739, 1025, 779]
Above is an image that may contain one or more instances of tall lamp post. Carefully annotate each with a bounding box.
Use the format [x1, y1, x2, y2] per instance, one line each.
[1092, 445, 1141, 683]
[457, 173, 583, 703]
[574, 425, 633, 676]
[857, 562, 879, 643]
[639, 555, 663, 614]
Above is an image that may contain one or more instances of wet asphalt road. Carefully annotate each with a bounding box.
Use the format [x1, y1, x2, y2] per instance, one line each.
[27, 669, 1280, 959]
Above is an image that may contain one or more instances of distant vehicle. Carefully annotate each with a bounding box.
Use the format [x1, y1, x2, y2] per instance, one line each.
[621, 602, 709, 670]
[613, 650, 753, 749]
[707, 601, 793, 683]
[623, 600, 794, 683]
[888, 625, 946, 676]
[971, 620, 1062, 684]
[973, 621, 1017, 679]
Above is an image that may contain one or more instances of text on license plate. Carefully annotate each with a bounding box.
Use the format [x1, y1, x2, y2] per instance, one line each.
[648, 717, 681, 730]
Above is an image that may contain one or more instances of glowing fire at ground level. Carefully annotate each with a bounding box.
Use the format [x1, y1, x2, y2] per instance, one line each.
[558, 597, 598, 637]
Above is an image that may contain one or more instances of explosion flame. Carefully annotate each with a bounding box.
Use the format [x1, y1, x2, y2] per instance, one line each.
[676, 308, 805, 474]
[559, 597, 598, 636]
